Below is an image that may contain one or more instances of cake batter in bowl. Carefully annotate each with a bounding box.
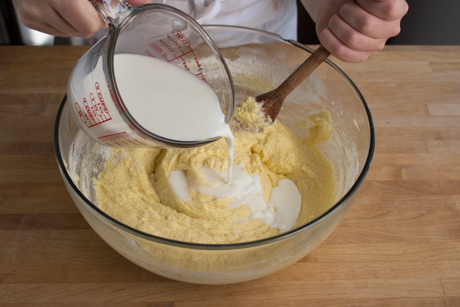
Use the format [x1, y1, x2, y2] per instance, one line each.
[54, 26, 374, 284]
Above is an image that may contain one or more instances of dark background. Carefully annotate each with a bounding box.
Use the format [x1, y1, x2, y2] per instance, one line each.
[296, 0, 460, 45]
[1, 0, 459, 46]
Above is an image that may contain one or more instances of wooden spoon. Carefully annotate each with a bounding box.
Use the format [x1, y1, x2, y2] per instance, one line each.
[257, 45, 330, 122]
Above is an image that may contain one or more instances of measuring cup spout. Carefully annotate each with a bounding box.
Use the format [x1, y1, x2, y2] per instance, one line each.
[91, 0, 131, 25]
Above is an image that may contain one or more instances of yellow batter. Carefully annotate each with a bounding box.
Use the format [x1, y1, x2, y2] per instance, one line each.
[94, 97, 335, 244]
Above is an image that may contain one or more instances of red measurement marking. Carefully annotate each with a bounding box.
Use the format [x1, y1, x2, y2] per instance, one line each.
[98, 132, 149, 147]
[172, 29, 190, 47]
[145, 49, 156, 58]
[147, 32, 207, 81]
[150, 42, 192, 62]
[181, 58, 190, 72]
[151, 43, 168, 60]
[194, 56, 203, 72]
[95, 82, 111, 121]
[167, 34, 182, 49]
[75, 82, 113, 128]
[83, 97, 96, 126]
[160, 39, 174, 53]
[90, 93, 102, 123]
[195, 72, 207, 83]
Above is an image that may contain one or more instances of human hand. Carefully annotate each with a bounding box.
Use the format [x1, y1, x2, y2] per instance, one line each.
[302, 0, 409, 62]
[13, 0, 151, 38]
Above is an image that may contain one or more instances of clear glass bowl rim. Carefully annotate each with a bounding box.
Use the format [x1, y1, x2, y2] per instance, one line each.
[54, 25, 375, 251]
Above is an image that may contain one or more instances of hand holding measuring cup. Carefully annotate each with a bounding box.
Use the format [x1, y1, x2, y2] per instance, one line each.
[12, 0, 150, 38]
[66, 0, 235, 148]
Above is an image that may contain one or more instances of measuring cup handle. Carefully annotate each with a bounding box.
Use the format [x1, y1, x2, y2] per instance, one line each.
[90, 0, 131, 25]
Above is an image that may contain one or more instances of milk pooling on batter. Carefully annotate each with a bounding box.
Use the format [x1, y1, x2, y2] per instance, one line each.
[169, 163, 301, 234]
[114, 53, 234, 181]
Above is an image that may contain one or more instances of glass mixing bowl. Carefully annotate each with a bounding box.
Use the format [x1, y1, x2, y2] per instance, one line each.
[54, 26, 374, 285]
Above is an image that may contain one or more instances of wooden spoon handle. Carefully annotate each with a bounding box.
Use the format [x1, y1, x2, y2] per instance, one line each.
[274, 45, 330, 101]
[256, 45, 330, 122]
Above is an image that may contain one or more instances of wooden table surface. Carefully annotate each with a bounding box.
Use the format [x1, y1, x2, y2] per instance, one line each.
[0, 45, 459, 306]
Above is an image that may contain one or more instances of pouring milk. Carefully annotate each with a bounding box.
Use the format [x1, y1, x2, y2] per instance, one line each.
[114, 54, 234, 182]
[114, 53, 301, 233]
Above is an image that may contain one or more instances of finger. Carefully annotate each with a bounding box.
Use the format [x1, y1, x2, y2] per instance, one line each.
[339, 2, 402, 39]
[329, 13, 387, 52]
[319, 27, 372, 63]
[329, 14, 386, 52]
[17, 1, 85, 37]
[356, 0, 409, 21]
[23, 19, 71, 37]
[54, 0, 107, 38]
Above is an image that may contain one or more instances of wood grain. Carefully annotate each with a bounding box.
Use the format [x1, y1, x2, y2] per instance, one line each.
[0, 45, 459, 306]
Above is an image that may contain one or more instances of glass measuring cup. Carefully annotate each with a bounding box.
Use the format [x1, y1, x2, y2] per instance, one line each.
[67, 0, 235, 148]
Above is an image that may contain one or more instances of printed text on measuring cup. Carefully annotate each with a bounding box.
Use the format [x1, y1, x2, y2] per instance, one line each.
[75, 82, 112, 128]
[145, 29, 206, 82]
